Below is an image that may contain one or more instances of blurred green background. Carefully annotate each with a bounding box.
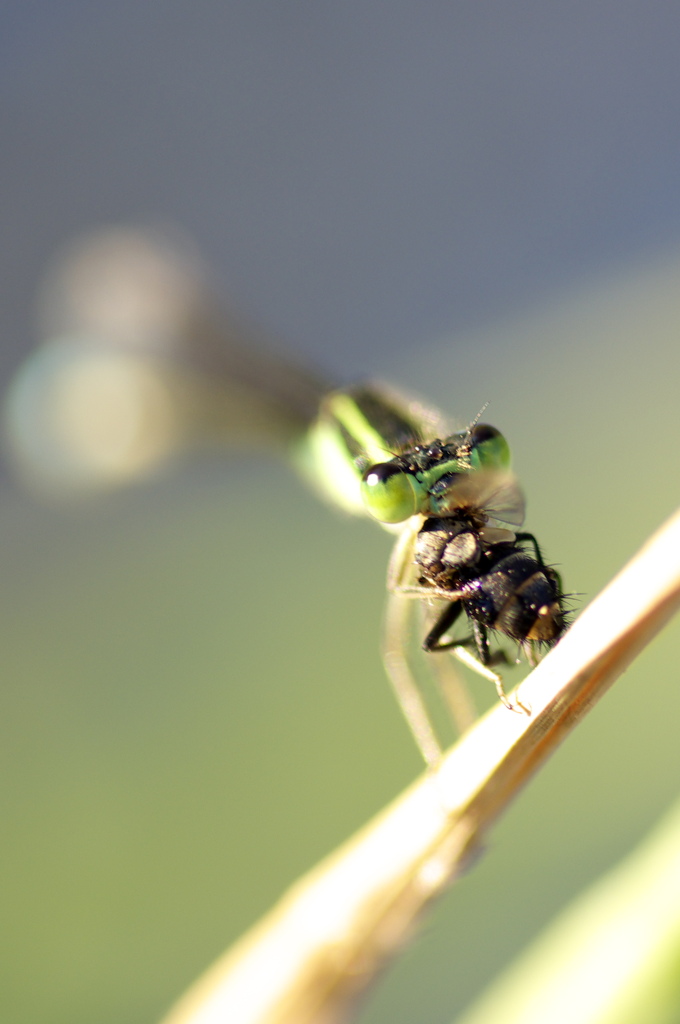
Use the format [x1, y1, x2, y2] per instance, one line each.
[3, 258, 680, 1024]
[3, 5, 680, 1024]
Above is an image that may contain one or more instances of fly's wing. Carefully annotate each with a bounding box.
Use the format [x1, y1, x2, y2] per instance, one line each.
[433, 469, 526, 531]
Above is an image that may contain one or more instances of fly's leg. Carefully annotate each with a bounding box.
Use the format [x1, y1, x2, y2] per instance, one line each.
[422, 600, 464, 651]
[516, 531, 564, 594]
[382, 589, 443, 769]
[469, 621, 511, 709]
[425, 641, 478, 736]
[418, 601, 476, 735]
[467, 620, 530, 713]
[419, 602, 483, 733]
[449, 644, 520, 710]
[514, 530, 545, 564]
[425, 605, 528, 714]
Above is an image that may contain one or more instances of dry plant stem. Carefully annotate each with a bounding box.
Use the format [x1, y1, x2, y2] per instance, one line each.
[161, 509, 680, 1024]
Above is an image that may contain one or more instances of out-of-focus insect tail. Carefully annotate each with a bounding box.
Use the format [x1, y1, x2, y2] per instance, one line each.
[4, 226, 331, 493]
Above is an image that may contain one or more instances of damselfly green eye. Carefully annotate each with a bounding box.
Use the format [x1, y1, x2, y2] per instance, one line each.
[361, 463, 425, 523]
[468, 424, 511, 471]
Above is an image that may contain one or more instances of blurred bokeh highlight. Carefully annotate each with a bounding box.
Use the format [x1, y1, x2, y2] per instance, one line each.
[2, 6, 680, 1024]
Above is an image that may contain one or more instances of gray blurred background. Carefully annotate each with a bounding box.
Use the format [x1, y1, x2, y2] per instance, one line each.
[3, 5, 680, 1024]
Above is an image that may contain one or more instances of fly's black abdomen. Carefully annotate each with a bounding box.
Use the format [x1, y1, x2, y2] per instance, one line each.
[462, 550, 564, 643]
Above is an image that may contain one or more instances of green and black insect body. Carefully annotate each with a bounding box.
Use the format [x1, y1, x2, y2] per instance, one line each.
[360, 425, 566, 700]
[303, 380, 565, 653]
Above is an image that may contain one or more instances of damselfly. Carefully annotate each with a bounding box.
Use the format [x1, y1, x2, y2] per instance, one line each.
[297, 385, 564, 764]
[5, 227, 566, 766]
